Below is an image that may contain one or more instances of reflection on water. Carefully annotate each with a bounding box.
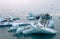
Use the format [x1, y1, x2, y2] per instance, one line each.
[12, 33, 56, 39]
[0, 16, 60, 39]
[24, 34, 56, 39]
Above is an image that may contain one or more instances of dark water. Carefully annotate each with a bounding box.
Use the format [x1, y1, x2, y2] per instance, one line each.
[0, 16, 60, 39]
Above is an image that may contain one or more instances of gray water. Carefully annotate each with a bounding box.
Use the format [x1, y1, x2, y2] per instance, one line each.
[0, 16, 60, 39]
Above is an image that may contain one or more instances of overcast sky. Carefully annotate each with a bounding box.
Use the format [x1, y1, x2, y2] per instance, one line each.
[0, 0, 60, 17]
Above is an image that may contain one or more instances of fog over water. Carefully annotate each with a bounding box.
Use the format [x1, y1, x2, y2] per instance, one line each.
[0, 0, 60, 17]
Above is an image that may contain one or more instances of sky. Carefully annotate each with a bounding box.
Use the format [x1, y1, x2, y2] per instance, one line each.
[0, 0, 60, 17]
